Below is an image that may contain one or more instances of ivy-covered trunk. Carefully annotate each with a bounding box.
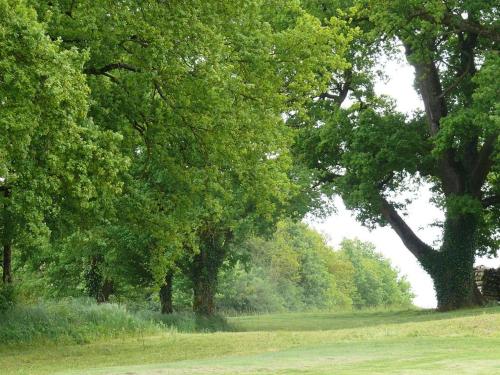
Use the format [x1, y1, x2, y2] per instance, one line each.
[190, 238, 226, 316]
[97, 279, 114, 303]
[85, 256, 114, 303]
[159, 271, 174, 314]
[424, 214, 484, 311]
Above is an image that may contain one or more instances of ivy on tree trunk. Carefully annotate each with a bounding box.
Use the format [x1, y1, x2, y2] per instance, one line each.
[159, 271, 174, 314]
[189, 231, 228, 316]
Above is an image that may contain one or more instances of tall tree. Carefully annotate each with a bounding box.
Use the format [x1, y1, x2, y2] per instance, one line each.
[296, 0, 499, 310]
[0, 0, 124, 286]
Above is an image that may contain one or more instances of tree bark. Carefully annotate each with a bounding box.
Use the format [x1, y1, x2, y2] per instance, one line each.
[427, 214, 485, 311]
[86, 256, 114, 303]
[380, 196, 485, 310]
[2, 242, 12, 284]
[400, 37, 489, 310]
[97, 278, 114, 303]
[190, 235, 226, 316]
[159, 271, 174, 314]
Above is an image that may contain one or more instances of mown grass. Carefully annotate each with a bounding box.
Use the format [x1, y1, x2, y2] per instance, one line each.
[0, 304, 499, 374]
[229, 306, 500, 331]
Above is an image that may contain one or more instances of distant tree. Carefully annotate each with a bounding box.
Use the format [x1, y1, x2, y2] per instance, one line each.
[339, 239, 414, 308]
[216, 222, 412, 313]
[296, 0, 499, 310]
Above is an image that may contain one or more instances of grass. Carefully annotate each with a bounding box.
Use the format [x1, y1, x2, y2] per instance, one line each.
[0, 305, 499, 374]
[0, 299, 228, 345]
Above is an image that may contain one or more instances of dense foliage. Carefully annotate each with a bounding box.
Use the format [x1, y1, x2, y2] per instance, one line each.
[216, 222, 413, 313]
[23, 0, 354, 315]
[0, 0, 125, 284]
[1, 0, 496, 316]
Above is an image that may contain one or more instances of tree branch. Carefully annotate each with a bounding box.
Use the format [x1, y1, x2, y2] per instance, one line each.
[84, 63, 141, 75]
[318, 69, 352, 106]
[379, 197, 436, 260]
[414, 9, 500, 44]
[404, 42, 465, 195]
[311, 171, 342, 189]
[441, 12, 500, 44]
[404, 43, 447, 136]
[482, 195, 500, 208]
[470, 132, 498, 194]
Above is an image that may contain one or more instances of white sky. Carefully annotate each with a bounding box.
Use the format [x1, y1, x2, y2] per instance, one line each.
[306, 54, 499, 308]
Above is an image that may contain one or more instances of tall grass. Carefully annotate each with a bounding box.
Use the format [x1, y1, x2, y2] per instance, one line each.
[0, 298, 229, 345]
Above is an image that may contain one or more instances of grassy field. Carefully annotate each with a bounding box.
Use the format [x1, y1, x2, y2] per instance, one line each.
[1, 306, 499, 374]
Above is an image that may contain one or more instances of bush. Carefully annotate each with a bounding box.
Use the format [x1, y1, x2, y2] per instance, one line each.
[217, 266, 288, 314]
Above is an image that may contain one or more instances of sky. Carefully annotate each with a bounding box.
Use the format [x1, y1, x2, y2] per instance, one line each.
[306, 53, 499, 308]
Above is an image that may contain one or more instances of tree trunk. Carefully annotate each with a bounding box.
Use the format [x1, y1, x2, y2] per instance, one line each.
[159, 271, 174, 314]
[86, 256, 114, 303]
[424, 214, 485, 311]
[190, 238, 226, 316]
[2, 188, 12, 284]
[381, 195, 486, 311]
[97, 278, 114, 303]
[2, 242, 12, 284]
[192, 273, 217, 316]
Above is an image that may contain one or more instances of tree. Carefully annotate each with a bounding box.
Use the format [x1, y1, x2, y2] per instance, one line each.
[32, 0, 353, 315]
[339, 239, 413, 308]
[295, 0, 499, 310]
[0, 0, 124, 287]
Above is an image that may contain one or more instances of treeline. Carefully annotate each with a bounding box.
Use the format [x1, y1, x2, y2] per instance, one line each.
[6, 0, 483, 316]
[216, 223, 413, 313]
[9, 221, 413, 313]
[0, 0, 352, 315]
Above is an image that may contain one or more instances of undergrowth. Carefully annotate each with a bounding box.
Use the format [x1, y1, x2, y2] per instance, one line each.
[0, 298, 229, 345]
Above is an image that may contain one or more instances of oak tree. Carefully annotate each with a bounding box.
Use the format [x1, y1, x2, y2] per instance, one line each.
[296, 0, 499, 310]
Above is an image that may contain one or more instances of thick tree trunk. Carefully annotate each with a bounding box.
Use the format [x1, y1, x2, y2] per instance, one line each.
[429, 255, 484, 311]
[380, 196, 485, 311]
[2, 242, 12, 284]
[97, 278, 114, 303]
[423, 214, 485, 311]
[159, 271, 174, 314]
[190, 239, 225, 316]
[193, 278, 216, 316]
[86, 256, 114, 303]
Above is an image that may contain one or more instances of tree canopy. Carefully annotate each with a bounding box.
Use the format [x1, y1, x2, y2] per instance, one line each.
[1, 0, 496, 314]
[2, 0, 356, 314]
[0, 0, 125, 284]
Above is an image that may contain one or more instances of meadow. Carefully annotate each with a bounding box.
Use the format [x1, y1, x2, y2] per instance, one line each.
[1, 303, 499, 375]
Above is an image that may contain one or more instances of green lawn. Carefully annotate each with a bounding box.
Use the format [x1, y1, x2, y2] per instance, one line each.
[1, 307, 499, 375]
